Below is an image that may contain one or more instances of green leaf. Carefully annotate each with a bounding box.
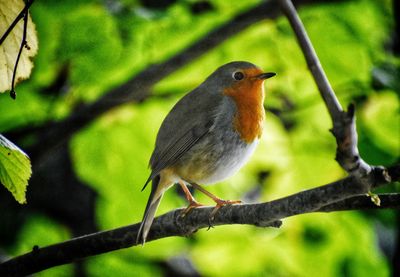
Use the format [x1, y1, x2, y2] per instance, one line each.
[0, 134, 31, 204]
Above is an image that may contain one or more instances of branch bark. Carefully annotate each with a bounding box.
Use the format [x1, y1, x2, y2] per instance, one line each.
[0, 164, 397, 276]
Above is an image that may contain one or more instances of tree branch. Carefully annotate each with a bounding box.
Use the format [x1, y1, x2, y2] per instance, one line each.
[278, 0, 372, 179]
[278, 0, 343, 120]
[0, 164, 397, 276]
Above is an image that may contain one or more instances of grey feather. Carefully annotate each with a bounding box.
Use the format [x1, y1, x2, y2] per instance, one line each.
[137, 176, 163, 244]
[145, 86, 221, 188]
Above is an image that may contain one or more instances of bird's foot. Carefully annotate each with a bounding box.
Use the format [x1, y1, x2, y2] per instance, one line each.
[209, 199, 242, 221]
[180, 200, 205, 218]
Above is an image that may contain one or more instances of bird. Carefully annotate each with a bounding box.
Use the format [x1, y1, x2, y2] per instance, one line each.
[137, 61, 275, 244]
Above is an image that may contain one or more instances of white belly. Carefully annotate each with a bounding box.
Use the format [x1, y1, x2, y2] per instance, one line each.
[198, 139, 259, 184]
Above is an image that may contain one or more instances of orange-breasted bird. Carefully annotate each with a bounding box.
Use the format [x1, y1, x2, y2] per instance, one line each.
[138, 61, 275, 244]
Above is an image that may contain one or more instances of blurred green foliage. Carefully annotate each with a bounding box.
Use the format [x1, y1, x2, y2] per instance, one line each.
[0, 0, 399, 276]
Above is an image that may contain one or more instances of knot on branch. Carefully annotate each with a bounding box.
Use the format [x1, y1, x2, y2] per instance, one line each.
[331, 104, 371, 177]
[371, 166, 393, 189]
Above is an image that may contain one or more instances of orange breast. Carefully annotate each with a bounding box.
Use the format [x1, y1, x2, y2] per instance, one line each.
[224, 72, 265, 143]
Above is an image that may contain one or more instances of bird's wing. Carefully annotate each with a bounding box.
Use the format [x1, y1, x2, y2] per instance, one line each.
[141, 87, 221, 191]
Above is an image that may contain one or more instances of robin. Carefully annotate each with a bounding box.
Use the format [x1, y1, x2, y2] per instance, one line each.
[138, 61, 275, 244]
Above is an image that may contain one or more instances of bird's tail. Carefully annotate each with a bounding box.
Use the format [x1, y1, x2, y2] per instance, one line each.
[137, 175, 164, 245]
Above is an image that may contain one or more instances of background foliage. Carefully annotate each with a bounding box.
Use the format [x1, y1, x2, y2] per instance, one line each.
[0, 0, 399, 276]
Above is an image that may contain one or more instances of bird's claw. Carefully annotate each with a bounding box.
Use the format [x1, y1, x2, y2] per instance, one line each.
[207, 218, 215, 230]
[180, 200, 205, 218]
[207, 199, 242, 227]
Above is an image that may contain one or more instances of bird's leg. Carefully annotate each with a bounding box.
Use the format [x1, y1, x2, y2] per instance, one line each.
[190, 183, 242, 220]
[179, 181, 205, 217]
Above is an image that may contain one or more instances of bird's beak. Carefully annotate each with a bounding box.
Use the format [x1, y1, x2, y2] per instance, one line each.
[256, 72, 276, 80]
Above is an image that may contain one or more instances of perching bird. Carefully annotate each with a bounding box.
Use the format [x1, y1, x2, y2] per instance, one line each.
[138, 61, 275, 244]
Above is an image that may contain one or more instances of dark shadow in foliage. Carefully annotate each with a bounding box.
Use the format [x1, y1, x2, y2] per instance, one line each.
[28, 142, 98, 235]
[140, 0, 177, 10]
[0, 139, 98, 275]
[189, 1, 215, 15]
[393, 0, 400, 55]
[39, 63, 71, 97]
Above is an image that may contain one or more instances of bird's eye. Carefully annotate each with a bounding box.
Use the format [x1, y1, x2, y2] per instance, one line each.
[232, 71, 244, 81]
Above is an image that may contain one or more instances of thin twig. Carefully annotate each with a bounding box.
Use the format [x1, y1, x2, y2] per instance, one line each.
[278, 0, 342, 121]
[278, 0, 372, 179]
[0, 165, 397, 277]
[0, 0, 35, 46]
[9, 9, 29, 100]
